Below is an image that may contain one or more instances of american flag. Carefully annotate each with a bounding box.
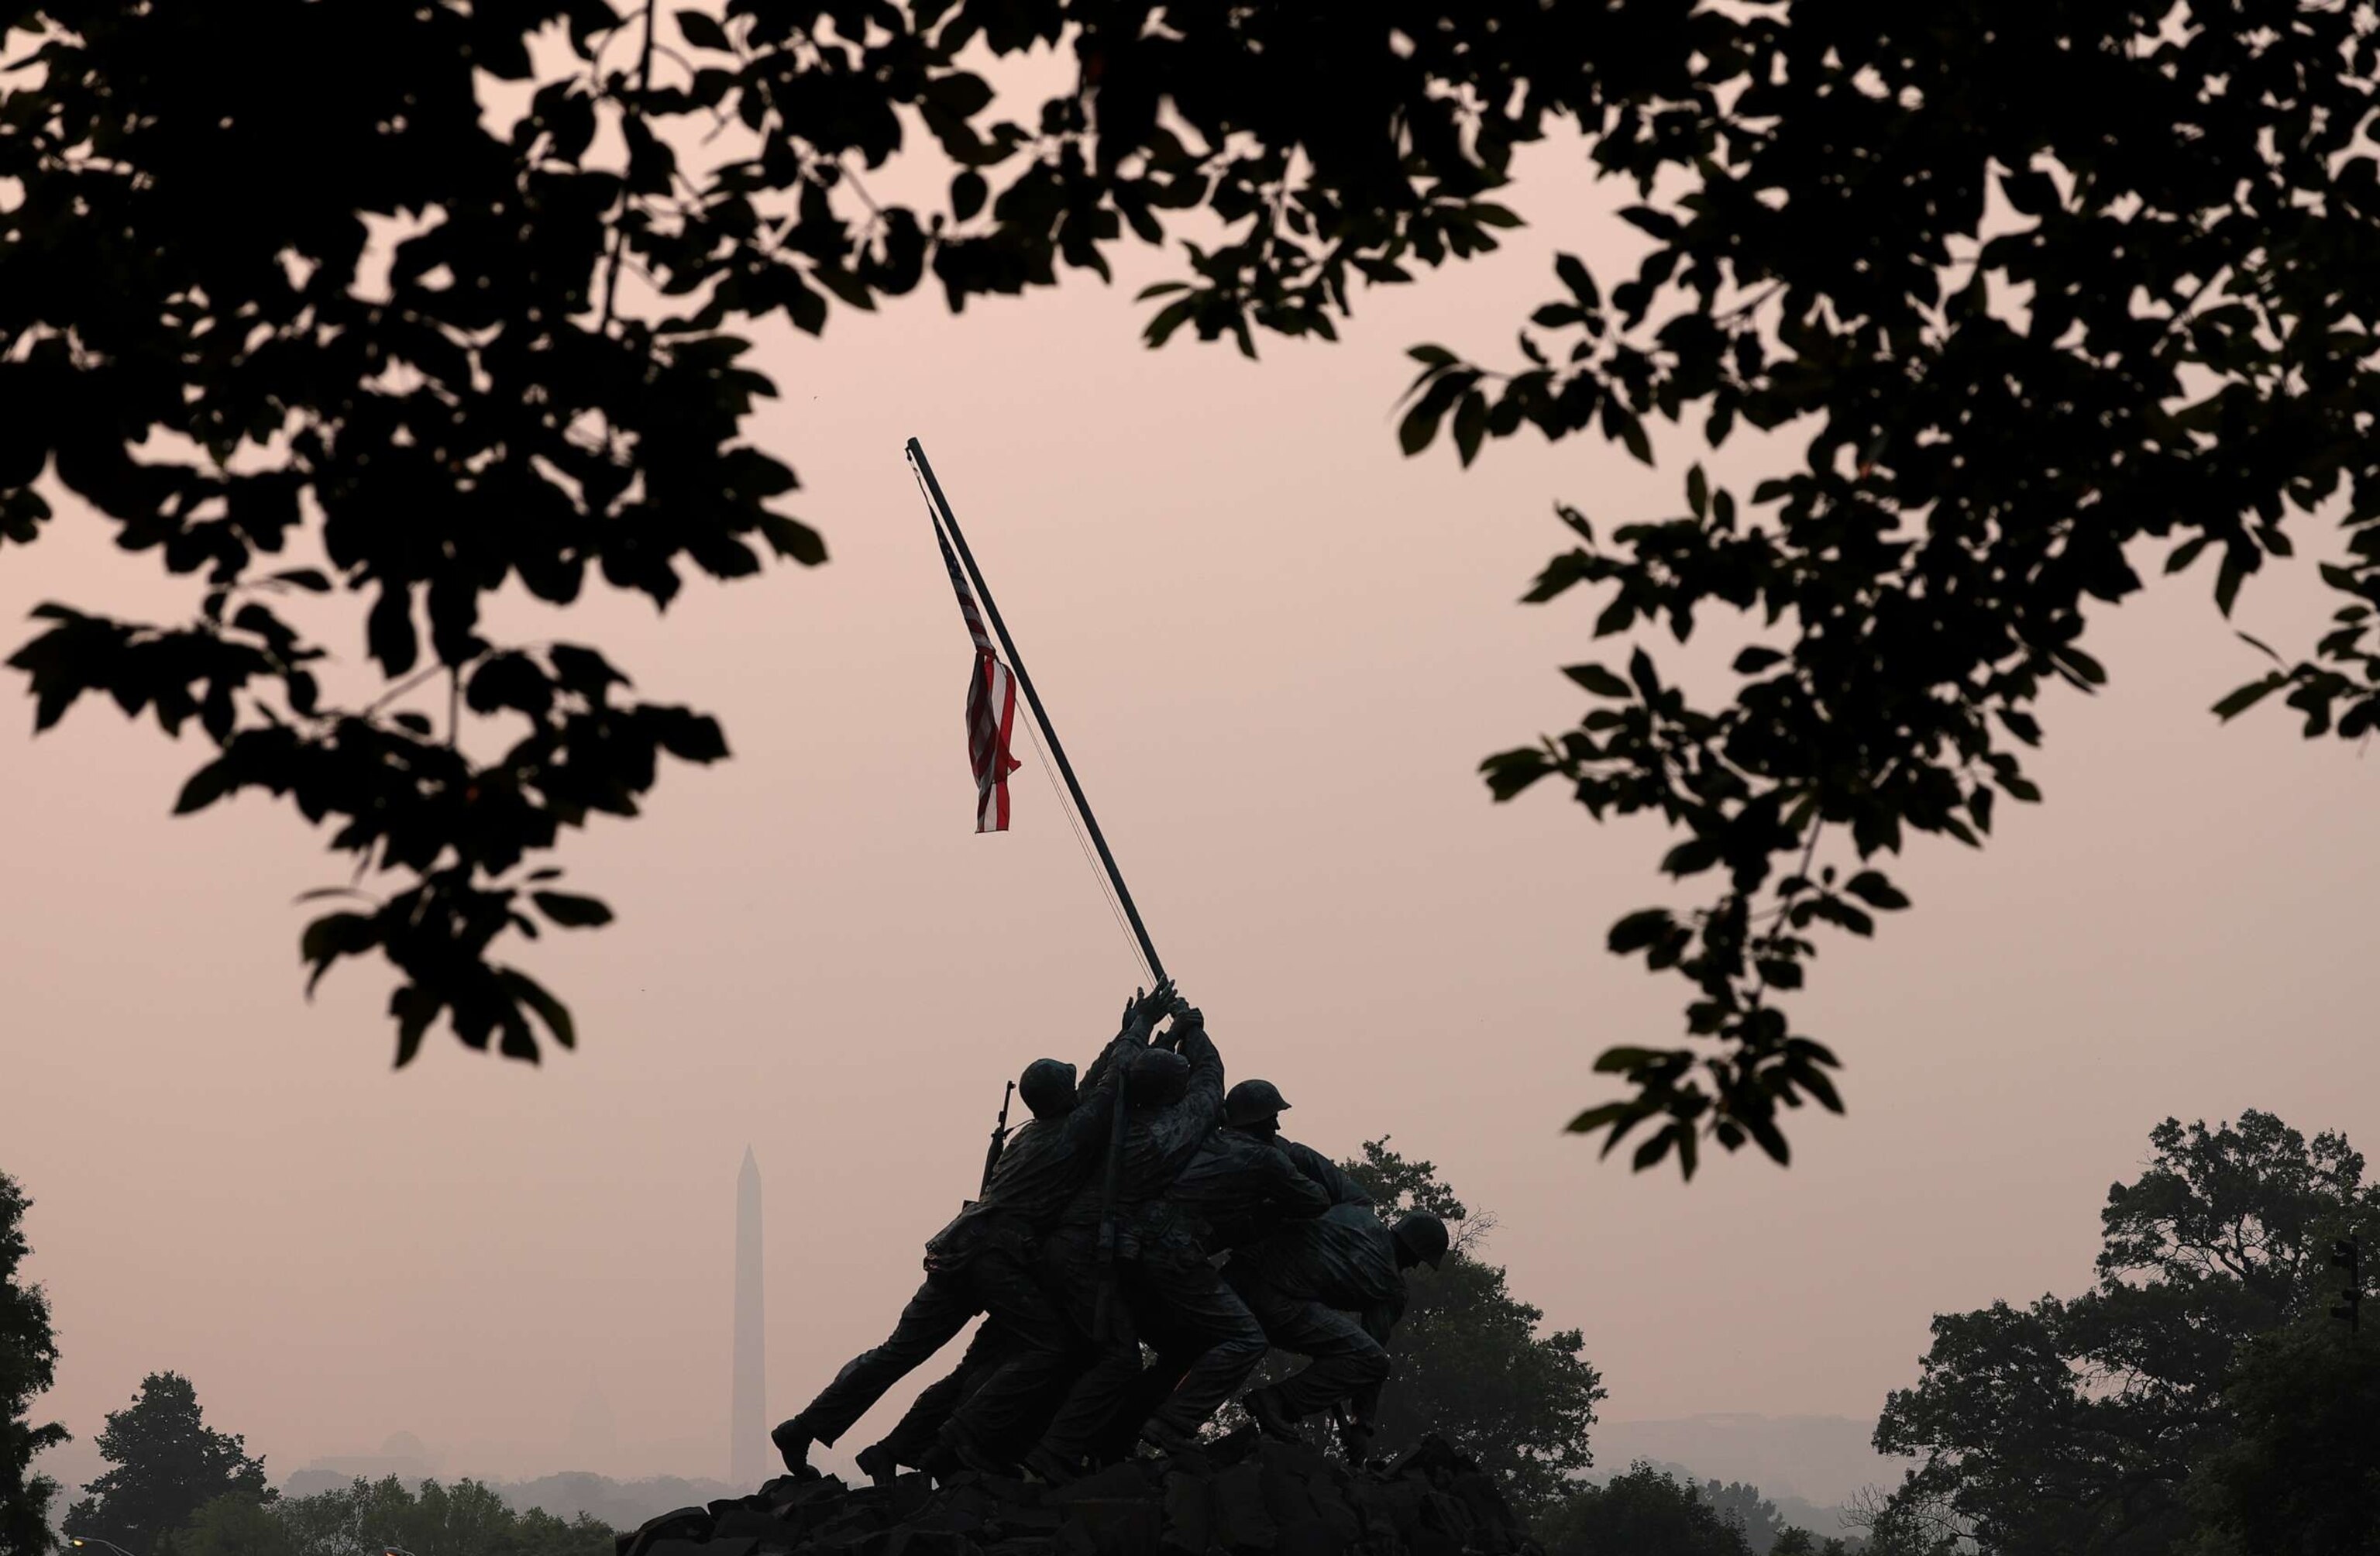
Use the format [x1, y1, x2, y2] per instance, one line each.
[933, 515, 1022, 831]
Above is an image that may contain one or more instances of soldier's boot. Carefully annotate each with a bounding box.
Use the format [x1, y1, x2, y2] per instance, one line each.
[1138, 1418, 1205, 1459]
[940, 1421, 1018, 1479]
[770, 1417, 821, 1479]
[1335, 1417, 1376, 1465]
[1243, 1386, 1302, 1444]
[1021, 1443, 1082, 1485]
[919, 1441, 966, 1485]
[854, 1441, 899, 1485]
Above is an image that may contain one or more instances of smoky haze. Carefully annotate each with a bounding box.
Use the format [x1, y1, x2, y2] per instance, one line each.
[5, 132, 2375, 1492]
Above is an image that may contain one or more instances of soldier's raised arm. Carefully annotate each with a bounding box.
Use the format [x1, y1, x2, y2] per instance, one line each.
[1062, 982, 1172, 1149]
[1084, 979, 1174, 1087]
[1168, 1007, 1225, 1136]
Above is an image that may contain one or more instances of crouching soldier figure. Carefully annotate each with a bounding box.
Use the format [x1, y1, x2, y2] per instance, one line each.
[1078, 1076, 1346, 1463]
[1230, 1203, 1449, 1459]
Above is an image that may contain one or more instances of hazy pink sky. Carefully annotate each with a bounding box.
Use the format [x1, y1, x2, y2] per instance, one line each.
[5, 128, 2375, 1492]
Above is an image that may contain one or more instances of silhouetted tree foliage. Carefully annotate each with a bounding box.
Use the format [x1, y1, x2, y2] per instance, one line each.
[0, 0, 1527, 1069]
[1536, 1462, 1752, 1556]
[7, 6, 2378, 1172]
[1832, 1485, 1958, 1556]
[0, 1173, 65, 1556]
[1873, 1110, 2378, 1556]
[2176, 1316, 2380, 1556]
[65, 1373, 268, 1555]
[1767, 1531, 1853, 1556]
[1420, 5, 2380, 1174]
[1338, 1140, 1605, 1514]
[1697, 1481, 1785, 1556]
[176, 1475, 611, 1556]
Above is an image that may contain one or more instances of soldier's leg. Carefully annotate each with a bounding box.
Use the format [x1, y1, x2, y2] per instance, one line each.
[776, 1272, 978, 1460]
[1086, 1279, 1199, 1464]
[1033, 1228, 1149, 1465]
[1138, 1244, 1269, 1444]
[1000, 1248, 1112, 1475]
[1238, 1289, 1389, 1424]
[941, 1248, 1075, 1465]
[871, 1320, 1011, 1474]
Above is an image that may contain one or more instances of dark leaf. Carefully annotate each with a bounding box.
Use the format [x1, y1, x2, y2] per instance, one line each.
[532, 890, 614, 928]
[367, 587, 418, 676]
[1608, 909, 1676, 954]
[501, 967, 578, 1051]
[1842, 871, 1911, 910]
[174, 758, 238, 814]
[1563, 663, 1633, 698]
[758, 511, 828, 565]
[2213, 673, 2289, 721]
[676, 9, 730, 50]
[1565, 1101, 1635, 1134]
[951, 170, 988, 222]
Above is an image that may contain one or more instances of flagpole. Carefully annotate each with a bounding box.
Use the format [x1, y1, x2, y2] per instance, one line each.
[906, 438, 1168, 986]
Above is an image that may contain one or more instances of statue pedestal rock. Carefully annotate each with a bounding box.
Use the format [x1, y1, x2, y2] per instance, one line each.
[615, 1434, 1534, 1556]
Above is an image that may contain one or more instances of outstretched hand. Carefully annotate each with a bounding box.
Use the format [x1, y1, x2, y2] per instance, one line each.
[1156, 1002, 1202, 1052]
[1123, 976, 1178, 1041]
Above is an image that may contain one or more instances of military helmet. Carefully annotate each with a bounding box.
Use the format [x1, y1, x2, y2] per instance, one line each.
[1224, 1079, 1292, 1128]
[1128, 1047, 1192, 1107]
[1392, 1210, 1450, 1271]
[1019, 1058, 1079, 1118]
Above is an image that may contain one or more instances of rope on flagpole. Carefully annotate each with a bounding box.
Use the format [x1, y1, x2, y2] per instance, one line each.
[1016, 701, 1157, 986]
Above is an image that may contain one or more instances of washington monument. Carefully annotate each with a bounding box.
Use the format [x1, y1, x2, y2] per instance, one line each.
[731, 1145, 765, 1485]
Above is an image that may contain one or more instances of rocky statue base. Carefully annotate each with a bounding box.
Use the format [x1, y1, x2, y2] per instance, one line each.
[615, 1434, 1536, 1556]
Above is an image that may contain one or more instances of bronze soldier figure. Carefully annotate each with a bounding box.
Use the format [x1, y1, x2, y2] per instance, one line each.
[1231, 1200, 1447, 1460]
[769, 983, 1173, 1477]
[1074, 1076, 1347, 1461]
[1031, 1006, 1277, 1467]
[1204, 1078, 1442, 1458]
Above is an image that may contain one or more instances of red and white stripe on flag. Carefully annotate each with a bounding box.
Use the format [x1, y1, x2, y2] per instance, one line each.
[934, 518, 1023, 831]
[967, 652, 1020, 831]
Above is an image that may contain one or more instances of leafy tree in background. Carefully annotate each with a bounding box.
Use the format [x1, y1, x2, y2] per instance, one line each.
[1770, 1532, 1856, 1556]
[1536, 1462, 1752, 1556]
[2176, 1316, 2380, 1556]
[1697, 1481, 1785, 1556]
[177, 1475, 611, 1556]
[1338, 1140, 1605, 1513]
[1768, 1532, 1853, 1556]
[1838, 1489, 1965, 1556]
[64, 1374, 267, 1554]
[0, 1173, 66, 1556]
[8, 5, 2380, 1176]
[165, 1496, 294, 1556]
[1873, 1110, 2378, 1556]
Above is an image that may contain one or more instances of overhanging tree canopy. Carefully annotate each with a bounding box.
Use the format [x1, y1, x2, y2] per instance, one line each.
[4, 3, 2375, 1172]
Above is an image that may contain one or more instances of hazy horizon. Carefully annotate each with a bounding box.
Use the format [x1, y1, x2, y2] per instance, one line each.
[7, 127, 2375, 1501]
[32, 1403, 1907, 1512]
